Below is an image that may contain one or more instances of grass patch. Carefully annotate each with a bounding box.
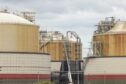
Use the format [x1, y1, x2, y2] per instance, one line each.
[34, 80, 51, 84]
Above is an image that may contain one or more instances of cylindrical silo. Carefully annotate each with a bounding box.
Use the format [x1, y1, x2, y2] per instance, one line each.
[84, 57, 126, 84]
[85, 19, 126, 84]
[0, 13, 39, 52]
[39, 31, 82, 61]
[0, 12, 50, 84]
[0, 52, 50, 84]
[93, 22, 126, 56]
[40, 41, 80, 61]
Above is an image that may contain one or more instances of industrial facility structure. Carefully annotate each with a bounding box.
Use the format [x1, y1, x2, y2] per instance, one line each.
[0, 9, 84, 84]
[39, 31, 82, 61]
[0, 10, 50, 84]
[39, 31, 83, 84]
[84, 17, 126, 84]
[3, 8, 124, 84]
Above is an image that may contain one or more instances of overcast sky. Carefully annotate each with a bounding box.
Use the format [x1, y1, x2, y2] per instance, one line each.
[1, 0, 126, 56]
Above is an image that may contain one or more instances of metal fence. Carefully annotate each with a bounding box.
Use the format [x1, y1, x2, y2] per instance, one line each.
[51, 61, 84, 84]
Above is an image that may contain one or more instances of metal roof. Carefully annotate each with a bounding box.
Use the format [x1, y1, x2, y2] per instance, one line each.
[106, 22, 126, 34]
[0, 13, 34, 25]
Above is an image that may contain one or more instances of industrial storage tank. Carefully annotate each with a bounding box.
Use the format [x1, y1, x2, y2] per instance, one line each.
[39, 31, 82, 61]
[84, 17, 126, 84]
[0, 52, 50, 84]
[0, 13, 39, 52]
[39, 31, 83, 84]
[84, 56, 126, 84]
[0, 12, 50, 84]
[93, 20, 126, 56]
[40, 40, 79, 61]
[94, 22, 126, 56]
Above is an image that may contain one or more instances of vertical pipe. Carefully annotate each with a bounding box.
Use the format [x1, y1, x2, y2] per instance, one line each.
[66, 31, 82, 84]
[63, 36, 73, 84]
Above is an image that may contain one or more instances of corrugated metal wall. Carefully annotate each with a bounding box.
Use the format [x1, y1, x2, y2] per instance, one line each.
[84, 57, 126, 84]
[0, 24, 39, 52]
[93, 34, 126, 56]
[40, 41, 81, 61]
[0, 52, 50, 84]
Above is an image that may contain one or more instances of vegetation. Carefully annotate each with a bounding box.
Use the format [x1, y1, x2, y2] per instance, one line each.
[34, 81, 51, 84]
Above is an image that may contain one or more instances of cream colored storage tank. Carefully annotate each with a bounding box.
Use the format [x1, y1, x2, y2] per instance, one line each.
[93, 22, 126, 56]
[40, 41, 80, 61]
[0, 13, 39, 52]
[39, 31, 82, 61]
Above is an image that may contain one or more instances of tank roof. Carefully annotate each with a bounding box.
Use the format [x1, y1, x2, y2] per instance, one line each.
[0, 13, 34, 25]
[106, 21, 126, 34]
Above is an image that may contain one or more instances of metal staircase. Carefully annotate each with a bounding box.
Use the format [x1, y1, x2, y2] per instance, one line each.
[58, 31, 83, 84]
[50, 31, 83, 84]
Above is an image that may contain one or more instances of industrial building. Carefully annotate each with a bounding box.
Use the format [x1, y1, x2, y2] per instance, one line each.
[84, 17, 126, 84]
[0, 10, 50, 84]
